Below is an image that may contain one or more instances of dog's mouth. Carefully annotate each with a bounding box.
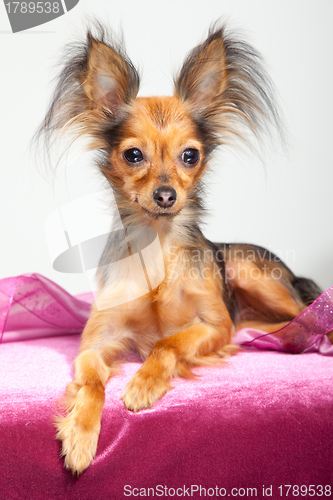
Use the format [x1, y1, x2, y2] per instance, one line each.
[134, 197, 181, 219]
[140, 206, 180, 219]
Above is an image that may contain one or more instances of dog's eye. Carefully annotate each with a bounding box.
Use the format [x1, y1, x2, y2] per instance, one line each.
[182, 149, 200, 166]
[124, 148, 144, 164]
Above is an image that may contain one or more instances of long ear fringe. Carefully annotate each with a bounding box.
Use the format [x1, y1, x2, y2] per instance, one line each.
[34, 21, 140, 168]
[174, 23, 284, 157]
[35, 21, 283, 171]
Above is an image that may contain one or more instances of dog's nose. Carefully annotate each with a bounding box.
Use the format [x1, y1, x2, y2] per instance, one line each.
[153, 186, 177, 208]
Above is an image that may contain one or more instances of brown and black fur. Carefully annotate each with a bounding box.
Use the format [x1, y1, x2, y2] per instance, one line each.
[37, 22, 322, 475]
[213, 242, 321, 332]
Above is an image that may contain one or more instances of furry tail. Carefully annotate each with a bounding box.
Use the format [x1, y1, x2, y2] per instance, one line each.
[292, 276, 323, 307]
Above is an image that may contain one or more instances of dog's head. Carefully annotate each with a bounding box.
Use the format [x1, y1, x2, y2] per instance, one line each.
[39, 23, 279, 220]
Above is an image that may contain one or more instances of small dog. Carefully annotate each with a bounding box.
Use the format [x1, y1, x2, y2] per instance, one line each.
[39, 23, 322, 474]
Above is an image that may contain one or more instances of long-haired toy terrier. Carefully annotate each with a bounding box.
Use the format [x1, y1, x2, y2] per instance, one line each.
[39, 23, 322, 474]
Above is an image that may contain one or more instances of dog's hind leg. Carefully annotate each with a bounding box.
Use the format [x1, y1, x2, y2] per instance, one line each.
[220, 244, 322, 330]
[234, 319, 291, 333]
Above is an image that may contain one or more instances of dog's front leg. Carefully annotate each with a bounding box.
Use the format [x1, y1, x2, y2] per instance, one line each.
[55, 311, 129, 475]
[122, 315, 234, 412]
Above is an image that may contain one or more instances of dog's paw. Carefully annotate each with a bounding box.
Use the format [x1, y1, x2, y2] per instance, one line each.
[55, 414, 100, 475]
[121, 369, 172, 412]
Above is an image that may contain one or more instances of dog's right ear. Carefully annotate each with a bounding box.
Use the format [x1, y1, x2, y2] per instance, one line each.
[37, 26, 140, 151]
[83, 32, 140, 115]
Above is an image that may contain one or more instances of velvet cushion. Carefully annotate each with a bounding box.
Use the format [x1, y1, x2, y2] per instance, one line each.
[1, 274, 333, 499]
[0, 333, 333, 499]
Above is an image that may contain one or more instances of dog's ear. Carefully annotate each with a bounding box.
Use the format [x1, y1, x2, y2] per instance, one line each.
[37, 26, 140, 153]
[174, 25, 281, 155]
[83, 33, 139, 115]
[174, 31, 227, 113]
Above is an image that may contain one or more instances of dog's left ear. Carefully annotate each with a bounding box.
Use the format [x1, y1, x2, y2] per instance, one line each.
[174, 25, 280, 153]
[174, 30, 227, 113]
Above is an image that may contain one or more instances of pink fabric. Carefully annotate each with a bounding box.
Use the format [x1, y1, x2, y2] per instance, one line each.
[233, 285, 333, 355]
[1, 273, 333, 355]
[1, 274, 333, 498]
[0, 335, 332, 498]
[0, 274, 90, 343]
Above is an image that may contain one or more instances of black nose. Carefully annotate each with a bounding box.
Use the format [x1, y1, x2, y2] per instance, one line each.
[153, 186, 177, 208]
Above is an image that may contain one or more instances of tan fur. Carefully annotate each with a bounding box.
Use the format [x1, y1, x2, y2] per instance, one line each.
[103, 96, 207, 217]
[57, 217, 236, 473]
[40, 25, 321, 475]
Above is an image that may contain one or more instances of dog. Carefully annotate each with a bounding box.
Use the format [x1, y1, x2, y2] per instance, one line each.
[38, 22, 322, 475]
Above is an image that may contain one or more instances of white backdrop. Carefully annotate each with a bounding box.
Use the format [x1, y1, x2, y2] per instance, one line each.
[0, 0, 332, 295]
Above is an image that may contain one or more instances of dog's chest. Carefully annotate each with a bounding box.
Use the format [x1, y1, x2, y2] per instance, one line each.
[150, 249, 216, 336]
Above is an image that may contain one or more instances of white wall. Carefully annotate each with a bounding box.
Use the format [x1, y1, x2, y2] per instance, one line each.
[0, 0, 332, 295]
